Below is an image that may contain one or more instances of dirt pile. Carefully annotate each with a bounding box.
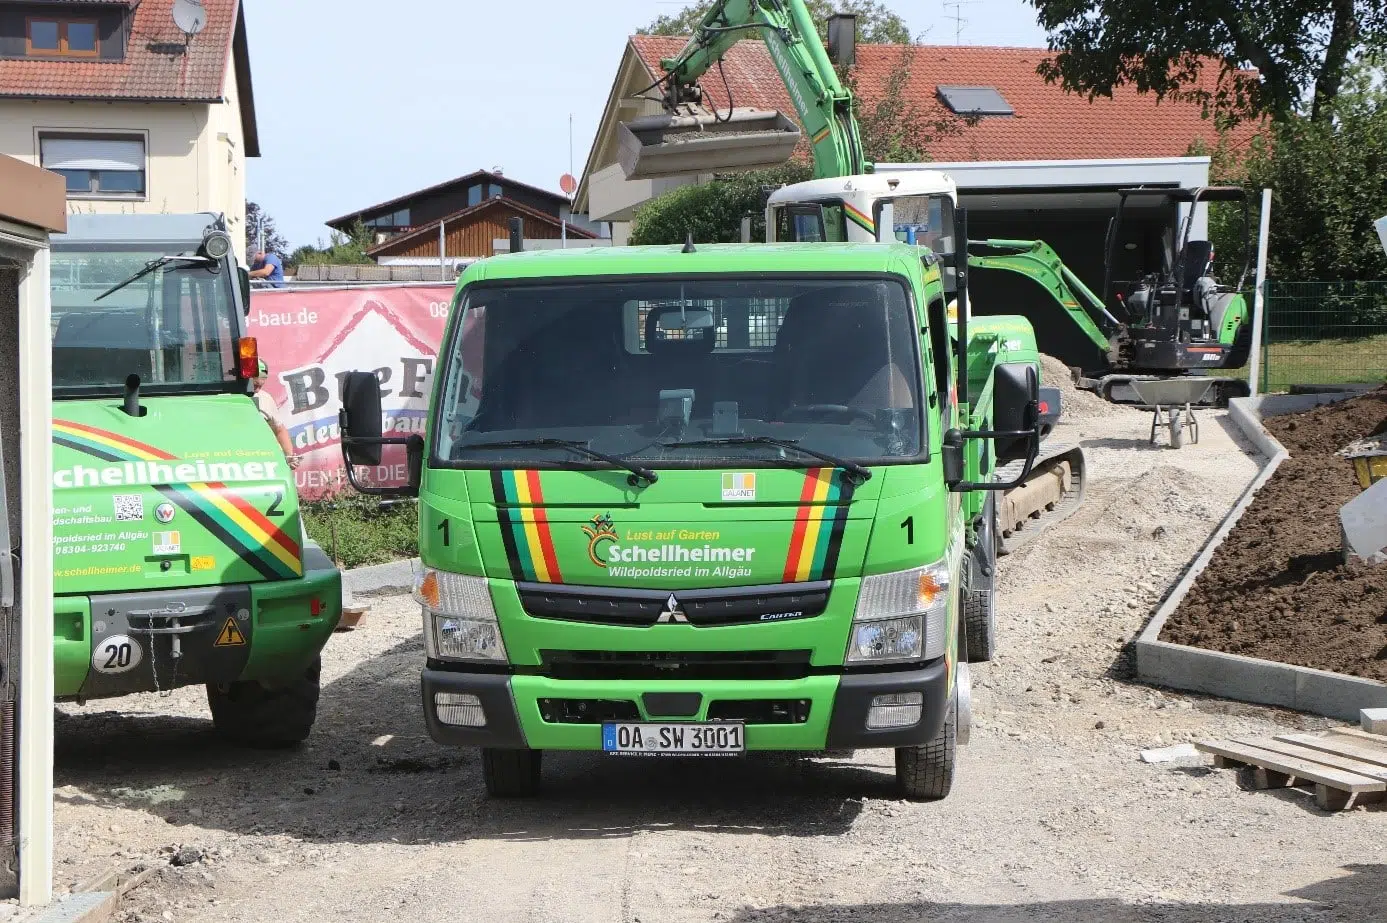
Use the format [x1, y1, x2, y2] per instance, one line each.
[1160, 387, 1387, 679]
[1038, 353, 1123, 423]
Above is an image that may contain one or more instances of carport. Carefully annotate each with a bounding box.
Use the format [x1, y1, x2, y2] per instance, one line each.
[880, 156, 1213, 370]
[0, 154, 61, 906]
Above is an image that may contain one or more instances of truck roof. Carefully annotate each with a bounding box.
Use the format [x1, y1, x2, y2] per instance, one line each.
[53, 213, 225, 247]
[466, 242, 920, 282]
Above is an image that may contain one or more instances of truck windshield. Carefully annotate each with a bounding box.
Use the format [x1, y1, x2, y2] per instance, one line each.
[50, 246, 239, 393]
[433, 276, 924, 470]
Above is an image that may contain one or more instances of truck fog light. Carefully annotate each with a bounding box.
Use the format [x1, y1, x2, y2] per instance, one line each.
[435, 692, 486, 727]
[867, 692, 923, 729]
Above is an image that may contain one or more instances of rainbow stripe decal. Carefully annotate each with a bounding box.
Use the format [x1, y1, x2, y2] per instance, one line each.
[491, 470, 563, 583]
[783, 468, 856, 583]
[810, 125, 833, 145]
[844, 202, 875, 236]
[52, 420, 302, 580]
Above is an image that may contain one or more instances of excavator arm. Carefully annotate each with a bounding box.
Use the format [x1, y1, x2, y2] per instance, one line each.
[620, 0, 866, 180]
[966, 238, 1119, 356]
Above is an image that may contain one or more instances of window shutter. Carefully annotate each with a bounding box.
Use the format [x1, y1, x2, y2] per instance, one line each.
[41, 137, 144, 172]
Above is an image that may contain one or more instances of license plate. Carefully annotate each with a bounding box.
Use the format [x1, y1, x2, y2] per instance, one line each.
[601, 721, 745, 756]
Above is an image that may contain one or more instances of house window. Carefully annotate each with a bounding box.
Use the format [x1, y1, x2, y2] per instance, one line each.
[27, 18, 99, 57]
[366, 208, 410, 228]
[467, 185, 481, 208]
[40, 135, 146, 198]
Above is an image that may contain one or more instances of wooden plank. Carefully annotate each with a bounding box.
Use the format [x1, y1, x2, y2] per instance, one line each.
[1232, 737, 1387, 780]
[1276, 732, 1387, 768]
[1195, 740, 1386, 792]
[1328, 726, 1387, 747]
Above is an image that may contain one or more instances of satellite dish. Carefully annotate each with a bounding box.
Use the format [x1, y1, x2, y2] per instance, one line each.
[172, 0, 208, 37]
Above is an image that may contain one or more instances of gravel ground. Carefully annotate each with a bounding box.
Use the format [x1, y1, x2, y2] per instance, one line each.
[45, 406, 1387, 923]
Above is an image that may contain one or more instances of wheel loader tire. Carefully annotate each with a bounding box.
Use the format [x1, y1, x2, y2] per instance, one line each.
[962, 551, 997, 663]
[895, 695, 956, 801]
[482, 748, 542, 797]
[207, 656, 320, 749]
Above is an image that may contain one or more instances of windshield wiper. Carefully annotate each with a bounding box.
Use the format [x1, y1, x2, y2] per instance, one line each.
[659, 436, 872, 485]
[455, 438, 658, 487]
[95, 255, 214, 302]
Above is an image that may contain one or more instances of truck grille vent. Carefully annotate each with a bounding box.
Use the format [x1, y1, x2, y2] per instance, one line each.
[536, 649, 813, 681]
[517, 581, 830, 628]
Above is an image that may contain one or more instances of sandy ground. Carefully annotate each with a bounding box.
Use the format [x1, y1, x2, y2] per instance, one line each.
[41, 406, 1387, 923]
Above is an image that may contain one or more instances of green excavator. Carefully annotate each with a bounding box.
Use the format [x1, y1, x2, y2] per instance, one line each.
[616, 0, 1257, 407]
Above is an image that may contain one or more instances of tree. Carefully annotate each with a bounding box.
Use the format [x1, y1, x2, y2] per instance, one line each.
[1028, 0, 1387, 123]
[289, 221, 377, 268]
[1193, 55, 1387, 288]
[245, 201, 288, 256]
[629, 163, 813, 246]
[641, 0, 911, 44]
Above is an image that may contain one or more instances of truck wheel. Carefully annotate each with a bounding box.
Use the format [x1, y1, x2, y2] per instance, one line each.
[895, 695, 956, 801]
[482, 748, 542, 797]
[207, 656, 321, 749]
[962, 552, 997, 663]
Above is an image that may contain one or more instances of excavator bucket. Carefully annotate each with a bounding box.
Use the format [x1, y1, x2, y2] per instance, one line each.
[617, 109, 802, 181]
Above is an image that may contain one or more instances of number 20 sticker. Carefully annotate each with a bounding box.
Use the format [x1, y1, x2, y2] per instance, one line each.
[92, 634, 143, 675]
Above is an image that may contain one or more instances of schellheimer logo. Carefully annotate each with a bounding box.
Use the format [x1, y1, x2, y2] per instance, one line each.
[578, 513, 757, 579]
[583, 513, 619, 567]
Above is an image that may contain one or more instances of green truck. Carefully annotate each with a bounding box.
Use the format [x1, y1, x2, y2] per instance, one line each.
[50, 214, 341, 746]
[339, 237, 1056, 799]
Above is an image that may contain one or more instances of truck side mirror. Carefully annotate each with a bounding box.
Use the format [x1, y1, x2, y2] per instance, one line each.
[340, 371, 384, 467]
[942, 428, 966, 487]
[238, 267, 251, 314]
[993, 363, 1039, 464]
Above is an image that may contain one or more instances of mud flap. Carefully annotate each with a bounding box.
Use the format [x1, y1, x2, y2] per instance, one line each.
[79, 585, 253, 699]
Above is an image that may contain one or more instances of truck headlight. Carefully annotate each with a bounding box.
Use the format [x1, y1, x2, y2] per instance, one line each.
[846, 559, 951, 664]
[415, 568, 507, 662]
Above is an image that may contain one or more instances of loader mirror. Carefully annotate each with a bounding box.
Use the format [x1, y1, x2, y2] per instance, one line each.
[340, 370, 384, 468]
[942, 429, 966, 487]
[238, 267, 251, 313]
[876, 203, 894, 243]
[993, 363, 1040, 463]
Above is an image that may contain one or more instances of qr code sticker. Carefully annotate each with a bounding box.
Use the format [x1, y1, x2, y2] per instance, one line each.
[113, 494, 144, 522]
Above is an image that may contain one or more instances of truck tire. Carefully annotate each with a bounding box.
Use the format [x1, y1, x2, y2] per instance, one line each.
[962, 552, 997, 663]
[482, 748, 542, 797]
[207, 656, 321, 749]
[894, 695, 956, 801]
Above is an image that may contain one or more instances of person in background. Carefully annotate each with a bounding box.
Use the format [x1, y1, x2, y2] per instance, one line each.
[252, 359, 301, 470]
[249, 248, 286, 288]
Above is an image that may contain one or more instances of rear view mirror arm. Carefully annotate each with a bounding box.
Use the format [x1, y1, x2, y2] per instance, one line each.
[946, 425, 1041, 492]
[339, 432, 424, 498]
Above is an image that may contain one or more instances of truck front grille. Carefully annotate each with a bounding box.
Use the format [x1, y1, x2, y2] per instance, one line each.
[707, 699, 812, 724]
[517, 581, 830, 628]
[536, 649, 814, 681]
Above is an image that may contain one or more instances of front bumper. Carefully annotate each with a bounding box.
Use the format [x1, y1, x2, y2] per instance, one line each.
[421, 656, 950, 751]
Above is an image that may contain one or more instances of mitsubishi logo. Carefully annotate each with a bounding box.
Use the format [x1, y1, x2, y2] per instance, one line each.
[655, 594, 689, 624]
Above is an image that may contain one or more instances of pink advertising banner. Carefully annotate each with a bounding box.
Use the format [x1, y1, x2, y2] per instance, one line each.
[247, 285, 456, 500]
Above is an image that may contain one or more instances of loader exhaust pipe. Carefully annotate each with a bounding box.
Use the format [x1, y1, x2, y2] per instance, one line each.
[617, 109, 802, 181]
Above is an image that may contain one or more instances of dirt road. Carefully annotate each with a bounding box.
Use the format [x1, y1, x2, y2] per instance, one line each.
[50, 408, 1387, 922]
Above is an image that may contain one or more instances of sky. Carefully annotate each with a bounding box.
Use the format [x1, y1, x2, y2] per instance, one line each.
[243, 0, 1049, 249]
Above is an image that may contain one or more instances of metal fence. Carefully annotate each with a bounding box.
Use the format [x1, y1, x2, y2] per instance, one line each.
[1260, 280, 1387, 393]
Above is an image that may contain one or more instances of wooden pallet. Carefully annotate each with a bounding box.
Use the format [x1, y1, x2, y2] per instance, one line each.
[1196, 728, 1387, 811]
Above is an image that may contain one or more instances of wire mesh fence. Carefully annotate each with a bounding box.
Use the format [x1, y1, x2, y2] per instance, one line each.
[1260, 281, 1387, 393]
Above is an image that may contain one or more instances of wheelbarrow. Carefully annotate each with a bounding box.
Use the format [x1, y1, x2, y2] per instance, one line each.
[1125, 376, 1220, 449]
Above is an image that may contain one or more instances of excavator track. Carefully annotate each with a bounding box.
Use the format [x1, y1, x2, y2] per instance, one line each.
[994, 436, 1088, 556]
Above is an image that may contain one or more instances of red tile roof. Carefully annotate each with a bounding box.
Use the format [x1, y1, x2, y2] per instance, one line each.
[629, 35, 1259, 163]
[0, 0, 259, 154]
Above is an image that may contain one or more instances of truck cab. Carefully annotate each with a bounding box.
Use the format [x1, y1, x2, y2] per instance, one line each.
[340, 242, 1042, 799]
[50, 213, 341, 747]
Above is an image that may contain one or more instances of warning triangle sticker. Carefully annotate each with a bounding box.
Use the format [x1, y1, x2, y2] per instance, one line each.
[214, 617, 247, 647]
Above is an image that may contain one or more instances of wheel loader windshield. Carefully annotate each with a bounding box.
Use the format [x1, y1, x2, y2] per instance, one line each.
[433, 276, 925, 469]
[50, 245, 239, 394]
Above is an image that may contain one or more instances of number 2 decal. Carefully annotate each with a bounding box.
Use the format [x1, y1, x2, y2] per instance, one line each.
[266, 490, 284, 517]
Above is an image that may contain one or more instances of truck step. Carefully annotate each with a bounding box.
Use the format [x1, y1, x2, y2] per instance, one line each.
[995, 443, 1087, 556]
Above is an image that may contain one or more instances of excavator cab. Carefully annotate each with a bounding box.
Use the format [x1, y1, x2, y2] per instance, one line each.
[1102, 186, 1254, 374]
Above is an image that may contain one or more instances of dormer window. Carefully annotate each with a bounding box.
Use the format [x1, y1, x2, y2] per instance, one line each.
[26, 16, 98, 57]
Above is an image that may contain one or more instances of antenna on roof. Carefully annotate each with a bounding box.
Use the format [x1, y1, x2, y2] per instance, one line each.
[682, 232, 697, 253]
[942, 0, 979, 45]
